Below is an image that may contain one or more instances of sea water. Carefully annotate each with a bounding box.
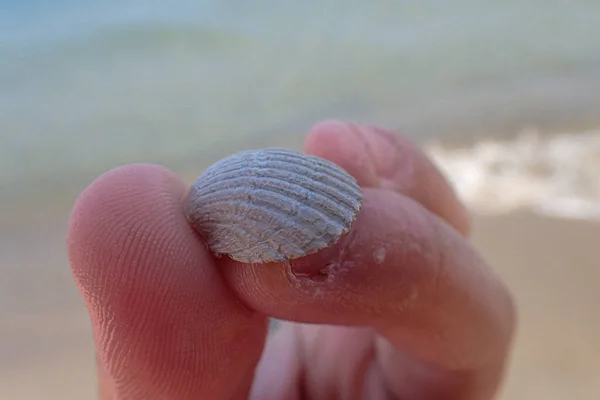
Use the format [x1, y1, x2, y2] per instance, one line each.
[2, 0, 600, 220]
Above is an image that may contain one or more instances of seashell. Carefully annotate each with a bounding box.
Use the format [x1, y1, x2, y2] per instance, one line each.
[184, 148, 363, 264]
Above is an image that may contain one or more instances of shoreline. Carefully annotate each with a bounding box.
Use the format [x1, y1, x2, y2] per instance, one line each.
[4, 66, 600, 197]
[3, 123, 600, 230]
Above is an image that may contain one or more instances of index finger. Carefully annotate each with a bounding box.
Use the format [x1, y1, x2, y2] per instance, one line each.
[304, 120, 471, 236]
[222, 187, 514, 368]
[219, 122, 515, 398]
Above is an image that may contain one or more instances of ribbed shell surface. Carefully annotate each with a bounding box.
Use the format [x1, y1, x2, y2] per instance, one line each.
[184, 148, 363, 263]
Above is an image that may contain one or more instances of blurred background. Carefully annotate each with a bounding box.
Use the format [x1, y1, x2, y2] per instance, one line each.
[1, 1, 599, 398]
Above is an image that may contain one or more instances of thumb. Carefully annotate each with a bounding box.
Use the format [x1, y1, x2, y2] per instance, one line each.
[67, 164, 268, 399]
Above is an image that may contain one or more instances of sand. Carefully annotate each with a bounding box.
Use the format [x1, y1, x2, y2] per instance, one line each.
[1, 201, 599, 399]
[472, 212, 600, 399]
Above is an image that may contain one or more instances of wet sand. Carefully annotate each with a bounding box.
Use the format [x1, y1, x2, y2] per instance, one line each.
[473, 212, 600, 399]
[1, 200, 599, 399]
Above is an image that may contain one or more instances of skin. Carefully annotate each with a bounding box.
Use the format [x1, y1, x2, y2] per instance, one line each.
[67, 120, 516, 399]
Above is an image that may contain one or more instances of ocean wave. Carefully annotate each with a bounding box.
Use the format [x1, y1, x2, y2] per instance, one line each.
[425, 128, 600, 222]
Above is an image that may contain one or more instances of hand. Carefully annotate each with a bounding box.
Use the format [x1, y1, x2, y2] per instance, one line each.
[67, 121, 516, 399]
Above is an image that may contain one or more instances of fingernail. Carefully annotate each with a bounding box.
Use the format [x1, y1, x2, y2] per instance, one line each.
[288, 228, 357, 280]
[289, 242, 338, 280]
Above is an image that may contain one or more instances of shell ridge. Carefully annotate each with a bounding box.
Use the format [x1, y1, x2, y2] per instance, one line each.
[246, 160, 362, 199]
[185, 148, 363, 263]
[195, 157, 362, 206]
[201, 210, 333, 251]
[249, 221, 310, 259]
[251, 151, 359, 187]
[203, 219, 310, 261]
[196, 178, 359, 217]
[194, 173, 361, 217]
[198, 193, 347, 241]
[198, 204, 323, 241]
[203, 220, 275, 256]
[199, 149, 260, 180]
[204, 220, 283, 261]
[199, 193, 354, 240]
[194, 205, 338, 258]
[192, 186, 351, 230]
[200, 149, 358, 191]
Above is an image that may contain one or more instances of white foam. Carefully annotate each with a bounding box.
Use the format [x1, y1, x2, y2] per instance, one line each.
[425, 128, 600, 222]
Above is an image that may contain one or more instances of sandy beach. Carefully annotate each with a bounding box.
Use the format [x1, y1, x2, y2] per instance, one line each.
[1, 184, 599, 399]
[3, 2, 600, 398]
[473, 212, 600, 399]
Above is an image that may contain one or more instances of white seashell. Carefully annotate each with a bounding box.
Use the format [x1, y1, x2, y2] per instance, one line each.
[184, 148, 363, 263]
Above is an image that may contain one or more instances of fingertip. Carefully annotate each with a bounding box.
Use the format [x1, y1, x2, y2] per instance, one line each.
[68, 163, 183, 267]
[304, 120, 381, 187]
[305, 120, 471, 236]
[67, 163, 266, 399]
[304, 120, 405, 188]
[67, 164, 191, 304]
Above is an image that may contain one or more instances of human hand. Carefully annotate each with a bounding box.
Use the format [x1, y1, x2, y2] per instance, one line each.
[67, 121, 516, 399]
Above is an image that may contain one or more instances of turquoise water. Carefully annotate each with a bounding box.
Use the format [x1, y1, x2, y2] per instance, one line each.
[2, 1, 600, 193]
